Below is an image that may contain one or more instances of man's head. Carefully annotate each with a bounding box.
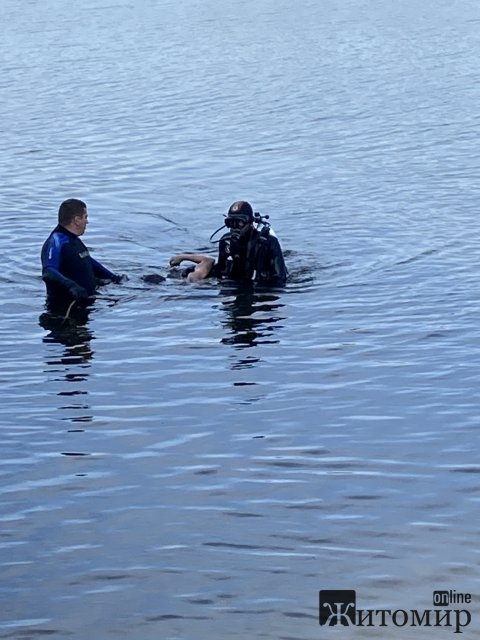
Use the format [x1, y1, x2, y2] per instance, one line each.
[225, 201, 254, 235]
[58, 198, 88, 236]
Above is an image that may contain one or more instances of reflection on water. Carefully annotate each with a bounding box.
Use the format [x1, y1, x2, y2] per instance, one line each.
[219, 285, 285, 349]
[39, 311, 94, 428]
[3, 0, 480, 637]
[39, 311, 94, 365]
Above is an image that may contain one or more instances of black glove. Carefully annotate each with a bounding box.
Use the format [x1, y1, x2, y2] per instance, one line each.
[68, 282, 89, 301]
[112, 273, 126, 284]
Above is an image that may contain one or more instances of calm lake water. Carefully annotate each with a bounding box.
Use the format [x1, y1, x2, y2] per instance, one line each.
[2, 0, 480, 638]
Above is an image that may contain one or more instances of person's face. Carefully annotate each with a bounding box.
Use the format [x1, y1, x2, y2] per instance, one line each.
[73, 208, 89, 236]
[228, 216, 252, 239]
[230, 218, 248, 231]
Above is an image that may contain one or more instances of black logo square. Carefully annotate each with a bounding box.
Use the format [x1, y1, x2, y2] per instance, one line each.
[319, 590, 356, 626]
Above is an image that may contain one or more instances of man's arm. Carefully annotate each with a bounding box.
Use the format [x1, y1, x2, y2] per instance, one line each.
[91, 257, 122, 282]
[169, 254, 215, 282]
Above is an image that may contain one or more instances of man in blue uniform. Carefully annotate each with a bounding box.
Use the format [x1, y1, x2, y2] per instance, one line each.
[215, 201, 287, 286]
[41, 199, 122, 313]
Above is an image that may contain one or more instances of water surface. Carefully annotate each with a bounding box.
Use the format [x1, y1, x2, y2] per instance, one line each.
[2, 0, 480, 638]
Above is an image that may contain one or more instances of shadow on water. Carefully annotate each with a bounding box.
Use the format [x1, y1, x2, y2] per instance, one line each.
[39, 309, 94, 428]
[218, 283, 286, 350]
[39, 308, 94, 362]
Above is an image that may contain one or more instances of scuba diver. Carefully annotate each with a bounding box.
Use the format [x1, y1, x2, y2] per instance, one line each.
[41, 198, 123, 316]
[170, 200, 288, 287]
[167, 201, 287, 285]
[212, 201, 288, 286]
[166, 201, 287, 286]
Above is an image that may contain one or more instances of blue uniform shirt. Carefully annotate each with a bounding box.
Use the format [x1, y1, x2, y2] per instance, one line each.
[41, 225, 116, 311]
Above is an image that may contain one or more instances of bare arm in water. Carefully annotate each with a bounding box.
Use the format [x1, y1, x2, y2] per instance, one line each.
[169, 254, 215, 282]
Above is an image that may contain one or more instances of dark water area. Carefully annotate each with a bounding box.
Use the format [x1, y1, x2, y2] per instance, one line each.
[2, 0, 480, 638]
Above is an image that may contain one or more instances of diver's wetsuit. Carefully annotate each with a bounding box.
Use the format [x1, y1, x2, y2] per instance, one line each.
[41, 225, 116, 313]
[215, 227, 287, 286]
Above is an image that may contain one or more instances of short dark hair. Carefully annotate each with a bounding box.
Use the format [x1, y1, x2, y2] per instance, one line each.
[58, 199, 86, 226]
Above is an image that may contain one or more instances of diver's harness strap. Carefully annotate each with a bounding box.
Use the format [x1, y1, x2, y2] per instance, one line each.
[245, 214, 271, 281]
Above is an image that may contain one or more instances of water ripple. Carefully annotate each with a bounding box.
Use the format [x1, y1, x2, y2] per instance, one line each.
[2, 0, 480, 638]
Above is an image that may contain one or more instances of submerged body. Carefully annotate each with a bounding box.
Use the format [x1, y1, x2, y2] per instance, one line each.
[169, 254, 215, 282]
